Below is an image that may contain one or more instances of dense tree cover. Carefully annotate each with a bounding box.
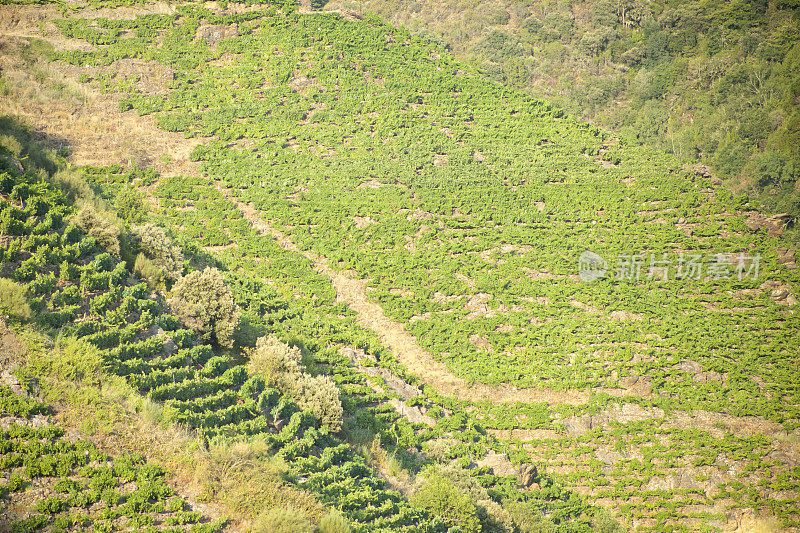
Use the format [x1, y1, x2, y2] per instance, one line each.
[325, 0, 800, 215]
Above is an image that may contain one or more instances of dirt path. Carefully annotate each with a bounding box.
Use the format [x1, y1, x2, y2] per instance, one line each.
[219, 187, 603, 406]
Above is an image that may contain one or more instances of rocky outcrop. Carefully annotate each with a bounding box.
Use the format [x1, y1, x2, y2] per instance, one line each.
[684, 163, 722, 185]
[476, 452, 517, 477]
[618, 373, 652, 396]
[517, 463, 539, 489]
[744, 212, 793, 238]
[195, 24, 238, 44]
[776, 247, 797, 269]
[761, 280, 798, 306]
[672, 360, 726, 384]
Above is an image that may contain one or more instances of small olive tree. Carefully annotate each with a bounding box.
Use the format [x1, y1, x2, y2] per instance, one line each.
[132, 223, 184, 284]
[72, 206, 121, 256]
[168, 267, 239, 347]
[248, 335, 343, 431]
[288, 373, 343, 433]
[411, 473, 481, 533]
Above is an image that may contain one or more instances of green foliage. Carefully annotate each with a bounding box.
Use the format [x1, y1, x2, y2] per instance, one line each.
[71, 206, 121, 256]
[248, 335, 303, 388]
[114, 185, 148, 224]
[319, 510, 351, 533]
[249, 336, 343, 431]
[502, 499, 557, 533]
[252, 506, 314, 533]
[168, 267, 239, 347]
[288, 373, 343, 433]
[5, 3, 797, 531]
[132, 223, 184, 284]
[411, 472, 481, 533]
[0, 278, 31, 320]
[0, 386, 50, 417]
[0, 391, 220, 532]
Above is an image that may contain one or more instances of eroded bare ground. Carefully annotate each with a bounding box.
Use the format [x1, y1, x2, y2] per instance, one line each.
[3, 11, 799, 530]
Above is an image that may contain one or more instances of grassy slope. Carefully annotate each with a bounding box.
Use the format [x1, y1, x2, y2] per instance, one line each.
[0, 344, 228, 532]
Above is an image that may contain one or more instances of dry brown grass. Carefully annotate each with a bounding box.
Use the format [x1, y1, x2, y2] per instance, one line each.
[0, 20, 202, 178]
[11, 326, 327, 531]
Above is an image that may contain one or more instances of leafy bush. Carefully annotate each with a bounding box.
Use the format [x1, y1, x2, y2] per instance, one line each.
[248, 336, 303, 388]
[249, 336, 343, 431]
[0, 278, 31, 320]
[132, 223, 183, 282]
[168, 267, 238, 347]
[411, 473, 480, 533]
[288, 373, 343, 433]
[72, 206, 121, 256]
[115, 186, 148, 224]
[252, 506, 314, 533]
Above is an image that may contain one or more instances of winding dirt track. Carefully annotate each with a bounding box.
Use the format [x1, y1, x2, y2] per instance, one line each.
[223, 189, 601, 406]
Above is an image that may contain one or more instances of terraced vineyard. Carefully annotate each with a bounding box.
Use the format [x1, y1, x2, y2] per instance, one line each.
[0, 384, 224, 531]
[0, 0, 799, 531]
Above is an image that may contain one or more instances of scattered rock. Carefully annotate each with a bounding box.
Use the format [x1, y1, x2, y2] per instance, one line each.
[608, 310, 643, 321]
[148, 325, 177, 354]
[776, 247, 797, 270]
[1, 370, 27, 397]
[477, 453, 516, 477]
[517, 463, 538, 488]
[357, 179, 383, 189]
[352, 215, 376, 228]
[685, 163, 714, 180]
[563, 418, 588, 436]
[761, 280, 798, 306]
[673, 360, 702, 374]
[618, 374, 652, 396]
[608, 403, 664, 424]
[468, 334, 493, 353]
[744, 212, 793, 238]
[694, 370, 725, 384]
[195, 24, 238, 44]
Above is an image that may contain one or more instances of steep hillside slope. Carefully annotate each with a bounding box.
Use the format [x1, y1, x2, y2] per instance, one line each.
[0, 26, 613, 533]
[322, 0, 800, 216]
[1, 0, 799, 531]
